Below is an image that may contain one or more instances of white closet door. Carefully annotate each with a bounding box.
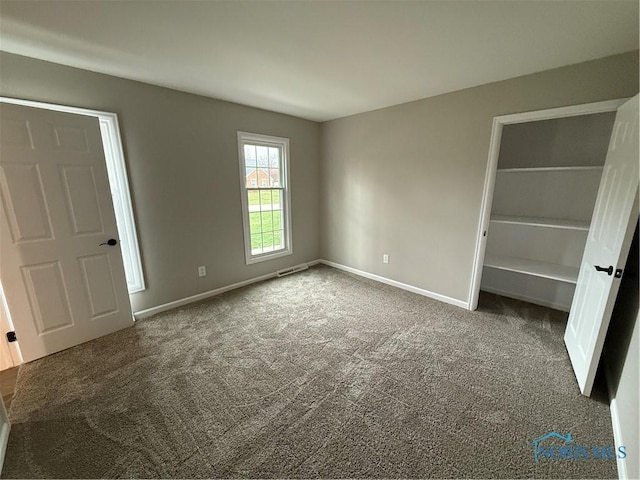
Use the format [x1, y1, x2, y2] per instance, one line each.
[0, 103, 134, 363]
[564, 95, 639, 396]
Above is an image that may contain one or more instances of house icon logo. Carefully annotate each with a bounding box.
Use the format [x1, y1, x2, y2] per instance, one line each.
[529, 431, 627, 462]
[530, 431, 573, 462]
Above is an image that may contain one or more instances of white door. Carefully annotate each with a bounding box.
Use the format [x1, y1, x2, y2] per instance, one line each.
[0, 103, 134, 363]
[564, 95, 639, 396]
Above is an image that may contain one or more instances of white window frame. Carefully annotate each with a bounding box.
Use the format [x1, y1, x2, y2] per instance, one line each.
[237, 131, 292, 264]
[0, 97, 146, 293]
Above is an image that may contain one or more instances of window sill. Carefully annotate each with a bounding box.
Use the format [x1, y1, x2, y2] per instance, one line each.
[246, 248, 293, 265]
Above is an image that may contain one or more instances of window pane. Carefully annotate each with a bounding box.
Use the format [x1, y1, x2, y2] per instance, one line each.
[244, 145, 257, 167]
[272, 189, 281, 207]
[259, 189, 273, 210]
[247, 190, 259, 212]
[249, 212, 261, 235]
[268, 147, 280, 168]
[273, 209, 282, 230]
[269, 168, 280, 187]
[262, 231, 274, 250]
[261, 210, 274, 231]
[245, 167, 256, 188]
[257, 146, 269, 168]
[251, 234, 263, 253]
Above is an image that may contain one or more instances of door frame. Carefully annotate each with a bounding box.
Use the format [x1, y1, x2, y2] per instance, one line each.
[467, 98, 629, 310]
[0, 281, 22, 370]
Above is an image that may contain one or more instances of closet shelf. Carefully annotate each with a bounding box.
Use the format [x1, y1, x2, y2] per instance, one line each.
[490, 215, 590, 231]
[496, 166, 603, 173]
[484, 254, 579, 284]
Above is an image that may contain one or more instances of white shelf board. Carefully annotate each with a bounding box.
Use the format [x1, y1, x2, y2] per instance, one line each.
[483, 254, 579, 284]
[496, 166, 604, 173]
[490, 215, 590, 231]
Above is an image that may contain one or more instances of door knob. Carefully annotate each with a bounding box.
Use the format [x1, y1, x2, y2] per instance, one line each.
[99, 238, 118, 246]
[594, 265, 613, 276]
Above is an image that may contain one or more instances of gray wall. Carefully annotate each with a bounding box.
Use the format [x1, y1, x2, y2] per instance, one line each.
[498, 112, 615, 169]
[320, 51, 639, 304]
[0, 52, 321, 313]
[1, 50, 638, 312]
[604, 222, 638, 480]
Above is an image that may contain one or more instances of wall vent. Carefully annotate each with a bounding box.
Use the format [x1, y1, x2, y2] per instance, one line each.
[276, 264, 309, 277]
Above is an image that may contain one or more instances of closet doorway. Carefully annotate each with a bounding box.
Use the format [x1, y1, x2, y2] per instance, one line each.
[470, 99, 627, 309]
[469, 97, 639, 395]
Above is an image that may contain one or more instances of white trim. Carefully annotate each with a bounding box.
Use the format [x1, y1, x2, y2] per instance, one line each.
[0, 400, 9, 474]
[134, 271, 277, 318]
[490, 215, 590, 231]
[468, 116, 502, 311]
[134, 258, 466, 319]
[497, 166, 604, 173]
[237, 131, 293, 265]
[0, 97, 146, 293]
[605, 364, 628, 480]
[493, 99, 628, 125]
[609, 398, 628, 480]
[479, 285, 570, 312]
[468, 98, 628, 311]
[133, 259, 322, 319]
[0, 281, 22, 368]
[318, 260, 469, 309]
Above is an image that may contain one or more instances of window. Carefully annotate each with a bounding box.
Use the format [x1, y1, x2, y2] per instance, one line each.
[237, 132, 292, 264]
[0, 97, 146, 293]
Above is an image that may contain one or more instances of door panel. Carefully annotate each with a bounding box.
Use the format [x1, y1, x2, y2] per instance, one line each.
[51, 124, 90, 152]
[0, 163, 53, 242]
[0, 102, 134, 362]
[0, 117, 34, 149]
[21, 261, 74, 333]
[61, 165, 105, 235]
[79, 254, 119, 318]
[564, 95, 639, 395]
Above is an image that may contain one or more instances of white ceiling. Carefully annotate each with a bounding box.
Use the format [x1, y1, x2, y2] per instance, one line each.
[0, 1, 637, 122]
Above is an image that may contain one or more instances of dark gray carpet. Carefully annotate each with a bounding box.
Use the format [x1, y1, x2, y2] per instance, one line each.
[3, 265, 617, 478]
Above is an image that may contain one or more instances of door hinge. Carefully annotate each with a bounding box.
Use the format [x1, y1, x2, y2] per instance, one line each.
[6, 331, 17, 343]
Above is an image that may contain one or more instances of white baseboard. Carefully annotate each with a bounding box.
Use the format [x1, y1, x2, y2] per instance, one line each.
[317, 259, 469, 309]
[479, 286, 570, 312]
[134, 260, 322, 319]
[609, 397, 628, 480]
[134, 258, 467, 318]
[605, 364, 628, 480]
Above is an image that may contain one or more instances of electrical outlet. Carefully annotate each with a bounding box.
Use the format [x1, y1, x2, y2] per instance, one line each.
[198, 266, 207, 277]
[383, 254, 389, 264]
